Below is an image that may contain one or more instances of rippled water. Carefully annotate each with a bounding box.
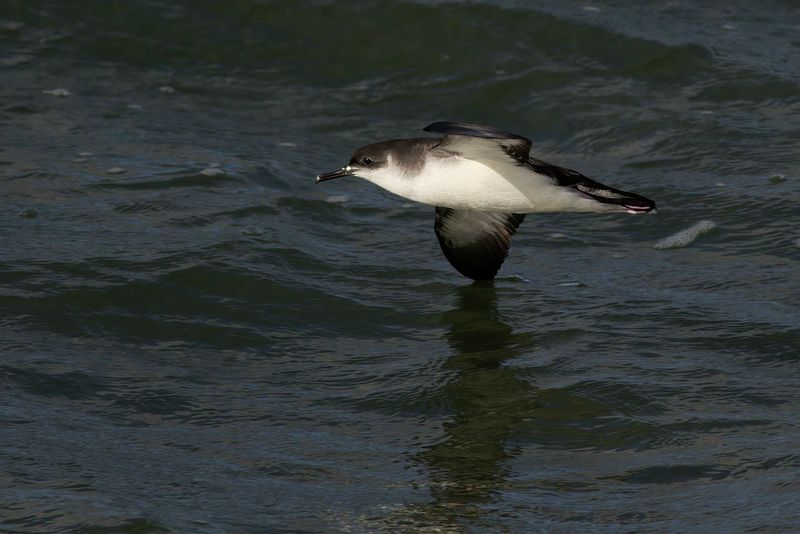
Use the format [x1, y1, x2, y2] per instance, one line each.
[2, 1, 800, 531]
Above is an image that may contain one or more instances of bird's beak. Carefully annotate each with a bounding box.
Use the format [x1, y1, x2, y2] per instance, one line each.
[315, 166, 355, 183]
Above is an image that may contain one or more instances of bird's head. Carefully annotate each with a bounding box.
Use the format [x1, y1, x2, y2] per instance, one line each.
[315, 142, 390, 184]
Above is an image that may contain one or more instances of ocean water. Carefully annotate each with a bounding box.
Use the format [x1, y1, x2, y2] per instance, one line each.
[2, 1, 799, 531]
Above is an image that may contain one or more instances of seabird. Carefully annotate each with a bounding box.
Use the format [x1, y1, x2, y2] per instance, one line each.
[316, 121, 655, 281]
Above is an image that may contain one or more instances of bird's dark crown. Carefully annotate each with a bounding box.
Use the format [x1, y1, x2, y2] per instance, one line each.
[349, 138, 438, 174]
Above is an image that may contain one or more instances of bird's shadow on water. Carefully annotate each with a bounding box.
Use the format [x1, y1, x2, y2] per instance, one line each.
[397, 282, 541, 530]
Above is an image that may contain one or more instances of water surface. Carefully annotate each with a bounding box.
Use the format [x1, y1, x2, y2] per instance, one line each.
[2, 1, 800, 531]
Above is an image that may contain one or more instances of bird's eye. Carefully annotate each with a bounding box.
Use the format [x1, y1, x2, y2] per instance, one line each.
[361, 157, 373, 165]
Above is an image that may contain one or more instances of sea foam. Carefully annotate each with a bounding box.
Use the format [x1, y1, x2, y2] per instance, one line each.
[654, 220, 716, 249]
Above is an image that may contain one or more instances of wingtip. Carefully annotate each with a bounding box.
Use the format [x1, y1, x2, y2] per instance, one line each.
[422, 121, 445, 133]
[620, 197, 657, 214]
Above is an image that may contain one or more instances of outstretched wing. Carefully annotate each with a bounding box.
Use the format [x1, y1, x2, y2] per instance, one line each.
[424, 121, 532, 163]
[434, 207, 525, 281]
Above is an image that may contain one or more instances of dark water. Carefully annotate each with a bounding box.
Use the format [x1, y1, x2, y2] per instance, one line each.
[2, 1, 800, 531]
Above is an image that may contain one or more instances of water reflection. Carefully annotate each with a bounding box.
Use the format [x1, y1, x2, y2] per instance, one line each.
[412, 283, 539, 529]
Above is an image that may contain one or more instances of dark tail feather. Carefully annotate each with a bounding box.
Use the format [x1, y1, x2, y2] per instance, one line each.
[572, 178, 656, 213]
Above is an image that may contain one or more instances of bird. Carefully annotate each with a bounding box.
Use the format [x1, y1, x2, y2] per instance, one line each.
[315, 121, 655, 281]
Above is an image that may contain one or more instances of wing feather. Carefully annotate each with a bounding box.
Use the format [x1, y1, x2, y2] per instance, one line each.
[434, 207, 525, 281]
[527, 158, 656, 212]
[424, 121, 532, 162]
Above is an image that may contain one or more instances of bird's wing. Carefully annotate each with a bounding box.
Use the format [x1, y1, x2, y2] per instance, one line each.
[424, 121, 532, 163]
[434, 207, 525, 281]
[527, 158, 656, 212]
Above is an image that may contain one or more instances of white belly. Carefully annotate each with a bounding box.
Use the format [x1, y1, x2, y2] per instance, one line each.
[397, 157, 605, 213]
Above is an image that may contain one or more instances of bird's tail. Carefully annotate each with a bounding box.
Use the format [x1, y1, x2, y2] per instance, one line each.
[527, 158, 656, 214]
[571, 178, 656, 213]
